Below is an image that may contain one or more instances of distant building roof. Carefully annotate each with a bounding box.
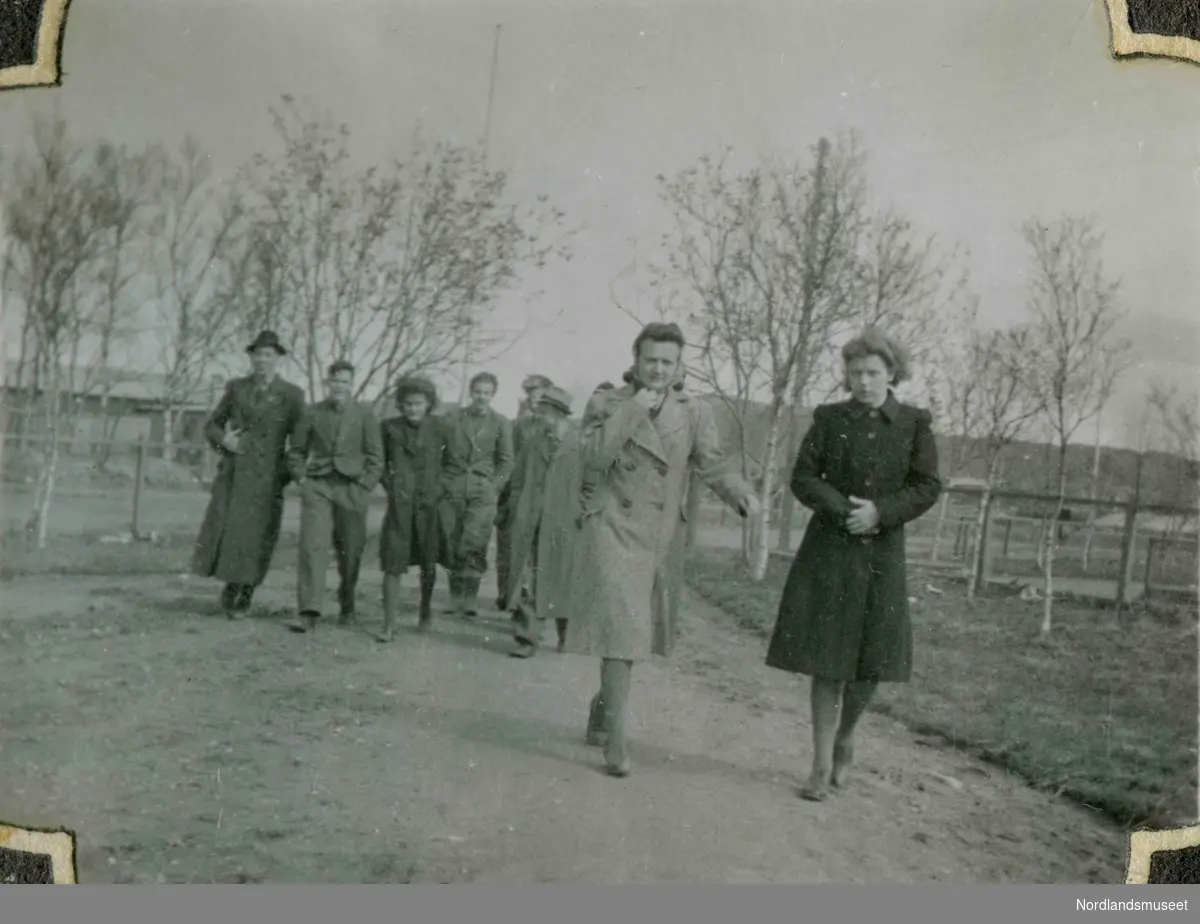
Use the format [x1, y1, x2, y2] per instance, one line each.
[3, 363, 218, 409]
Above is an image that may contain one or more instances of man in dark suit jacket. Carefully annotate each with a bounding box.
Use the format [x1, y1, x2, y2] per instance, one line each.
[193, 330, 306, 618]
[287, 360, 384, 633]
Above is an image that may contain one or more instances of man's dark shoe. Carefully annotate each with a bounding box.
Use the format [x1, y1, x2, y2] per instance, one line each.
[288, 611, 320, 634]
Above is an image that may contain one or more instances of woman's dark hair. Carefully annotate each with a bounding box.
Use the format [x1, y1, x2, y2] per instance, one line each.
[469, 371, 499, 392]
[394, 376, 438, 411]
[632, 322, 685, 358]
[841, 328, 911, 389]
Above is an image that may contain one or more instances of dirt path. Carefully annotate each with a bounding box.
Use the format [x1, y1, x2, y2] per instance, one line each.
[0, 566, 1125, 883]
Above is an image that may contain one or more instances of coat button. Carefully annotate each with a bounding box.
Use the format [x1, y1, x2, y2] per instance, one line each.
[621, 499, 633, 509]
[652, 500, 664, 510]
[867, 432, 877, 440]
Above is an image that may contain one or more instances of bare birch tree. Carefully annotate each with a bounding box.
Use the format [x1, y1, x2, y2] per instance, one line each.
[147, 137, 246, 460]
[654, 136, 869, 579]
[1019, 215, 1131, 636]
[219, 96, 570, 405]
[86, 141, 162, 461]
[1145, 379, 1200, 521]
[1, 116, 110, 547]
[957, 325, 1043, 598]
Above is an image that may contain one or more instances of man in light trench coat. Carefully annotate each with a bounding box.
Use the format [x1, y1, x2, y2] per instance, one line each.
[564, 322, 760, 777]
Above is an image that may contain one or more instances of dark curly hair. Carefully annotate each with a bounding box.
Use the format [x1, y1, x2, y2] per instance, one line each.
[394, 375, 439, 411]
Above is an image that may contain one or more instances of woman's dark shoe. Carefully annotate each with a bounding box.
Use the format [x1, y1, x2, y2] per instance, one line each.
[605, 760, 631, 778]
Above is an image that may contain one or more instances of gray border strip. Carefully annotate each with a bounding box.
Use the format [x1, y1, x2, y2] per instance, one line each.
[0, 885, 1195, 920]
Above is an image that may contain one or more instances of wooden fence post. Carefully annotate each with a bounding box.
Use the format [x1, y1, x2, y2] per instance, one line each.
[1142, 537, 1157, 605]
[1002, 517, 1014, 558]
[131, 437, 146, 540]
[1115, 501, 1138, 613]
[973, 491, 995, 589]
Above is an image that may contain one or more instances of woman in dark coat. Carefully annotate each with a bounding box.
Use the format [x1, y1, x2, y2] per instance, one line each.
[379, 376, 446, 639]
[766, 329, 942, 802]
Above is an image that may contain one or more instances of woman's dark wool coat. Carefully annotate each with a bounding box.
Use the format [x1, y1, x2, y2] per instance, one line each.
[765, 394, 942, 683]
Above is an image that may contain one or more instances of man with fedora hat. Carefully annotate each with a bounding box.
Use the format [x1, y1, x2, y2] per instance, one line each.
[495, 372, 555, 610]
[193, 330, 307, 617]
[499, 385, 585, 658]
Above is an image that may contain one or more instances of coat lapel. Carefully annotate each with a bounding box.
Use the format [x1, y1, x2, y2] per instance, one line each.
[652, 390, 691, 459]
[614, 385, 669, 466]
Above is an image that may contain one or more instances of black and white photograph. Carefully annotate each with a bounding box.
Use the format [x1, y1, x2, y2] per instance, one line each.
[0, 0, 1197, 885]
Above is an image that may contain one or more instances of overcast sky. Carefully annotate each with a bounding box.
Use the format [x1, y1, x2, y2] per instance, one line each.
[1, 0, 1196, 445]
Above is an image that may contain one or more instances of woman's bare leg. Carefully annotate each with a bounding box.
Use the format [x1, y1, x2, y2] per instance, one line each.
[801, 676, 844, 800]
[831, 680, 877, 786]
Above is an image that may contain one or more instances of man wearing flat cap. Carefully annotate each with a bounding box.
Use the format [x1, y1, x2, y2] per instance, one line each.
[500, 385, 585, 658]
[287, 360, 384, 633]
[193, 330, 307, 618]
[495, 373, 555, 610]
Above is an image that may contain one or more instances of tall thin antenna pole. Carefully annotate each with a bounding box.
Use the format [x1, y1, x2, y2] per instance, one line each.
[459, 23, 502, 405]
[483, 24, 501, 169]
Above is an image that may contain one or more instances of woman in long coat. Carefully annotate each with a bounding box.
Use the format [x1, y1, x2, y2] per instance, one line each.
[192, 330, 306, 617]
[379, 376, 446, 639]
[565, 323, 758, 777]
[765, 329, 942, 802]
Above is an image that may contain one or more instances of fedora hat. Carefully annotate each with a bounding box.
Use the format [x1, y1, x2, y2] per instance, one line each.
[246, 330, 288, 356]
[536, 385, 573, 416]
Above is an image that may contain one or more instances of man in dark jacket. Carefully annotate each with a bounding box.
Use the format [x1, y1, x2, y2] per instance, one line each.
[287, 360, 384, 633]
[192, 330, 306, 619]
[439, 371, 514, 617]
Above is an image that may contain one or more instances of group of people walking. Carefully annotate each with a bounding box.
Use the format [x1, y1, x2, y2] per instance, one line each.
[192, 321, 941, 798]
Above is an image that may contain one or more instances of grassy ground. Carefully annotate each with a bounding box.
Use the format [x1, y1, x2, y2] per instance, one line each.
[683, 547, 1198, 830]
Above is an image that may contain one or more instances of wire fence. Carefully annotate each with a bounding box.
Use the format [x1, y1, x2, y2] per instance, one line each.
[3, 434, 1198, 607]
